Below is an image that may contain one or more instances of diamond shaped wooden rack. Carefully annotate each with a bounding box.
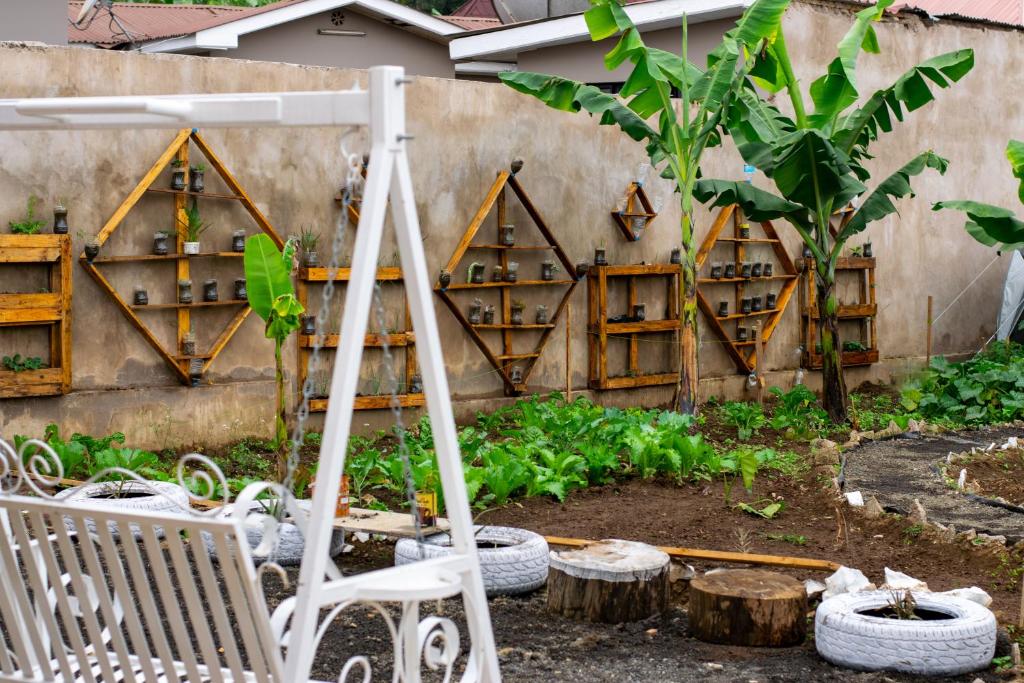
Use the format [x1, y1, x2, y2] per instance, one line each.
[611, 181, 657, 241]
[434, 162, 580, 396]
[695, 204, 798, 374]
[79, 129, 283, 385]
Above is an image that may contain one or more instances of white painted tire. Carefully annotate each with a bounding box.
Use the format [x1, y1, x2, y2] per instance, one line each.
[815, 591, 996, 676]
[55, 481, 190, 539]
[394, 526, 548, 597]
[204, 503, 346, 566]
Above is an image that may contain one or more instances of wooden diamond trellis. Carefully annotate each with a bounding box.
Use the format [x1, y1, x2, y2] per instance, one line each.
[695, 204, 798, 374]
[434, 162, 580, 396]
[79, 129, 283, 385]
[611, 181, 658, 242]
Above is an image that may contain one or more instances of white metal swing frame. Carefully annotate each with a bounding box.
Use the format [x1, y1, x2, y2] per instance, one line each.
[0, 66, 501, 683]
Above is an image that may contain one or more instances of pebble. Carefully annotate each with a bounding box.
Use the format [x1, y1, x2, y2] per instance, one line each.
[705, 663, 724, 671]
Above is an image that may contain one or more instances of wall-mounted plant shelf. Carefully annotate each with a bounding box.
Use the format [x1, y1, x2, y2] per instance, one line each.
[801, 256, 879, 369]
[79, 128, 282, 386]
[0, 234, 71, 398]
[695, 204, 798, 374]
[588, 263, 681, 390]
[611, 182, 657, 242]
[296, 266, 424, 412]
[435, 162, 580, 396]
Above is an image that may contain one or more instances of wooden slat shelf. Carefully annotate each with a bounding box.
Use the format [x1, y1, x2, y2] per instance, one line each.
[588, 263, 681, 390]
[466, 244, 554, 251]
[146, 188, 244, 201]
[695, 204, 800, 374]
[801, 303, 876, 319]
[81, 129, 282, 386]
[0, 235, 71, 398]
[800, 255, 878, 370]
[435, 164, 580, 396]
[88, 252, 244, 263]
[610, 182, 658, 241]
[442, 279, 574, 290]
[131, 300, 248, 311]
[309, 393, 426, 413]
[804, 348, 879, 369]
[300, 266, 403, 282]
[298, 333, 415, 349]
[836, 256, 876, 270]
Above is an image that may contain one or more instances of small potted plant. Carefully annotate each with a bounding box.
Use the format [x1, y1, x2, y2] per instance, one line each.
[178, 278, 193, 304]
[724, 263, 736, 278]
[535, 304, 549, 325]
[741, 297, 752, 315]
[505, 261, 519, 283]
[133, 285, 148, 306]
[409, 374, 423, 394]
[670, 247, 681, 265]
[500, 223, 515, 246]
[189, 357, 204, 386]
[468, 262, 485, 284]
[468, 298, 483, 325]
[170, 159, 186, 191]
[234, 278, 247, 301]
[751, 262, 763, 278]
[751, 296, 763, 312]
[740, 262, 753, 278]
[765, 293, 777, 310]
[189, 163, 206, 193]
[737, 327, 748, 342]
[182, 330, 197, 356]
[177, 203, 209, 255]
[509, 366, 524, 384]
[153, 231, 169, 256]
[710, 262, 723, 279]
[717, 301, 729, 318]
[82, 233, 100, 262]
[633, 303, 646, 321]
[301, 314, 317, 336]
[203, 279, 219, 302]
[594, 246, 608, 266]
[541, 259, 559, 281]
[763, 263, 774, 277]
[438, 269, 451, 290]
[863, 242, 873, 258]
[10, 196, 45, 235]
[575, 262, 589, 277]
[492, 265, 503, 282]
[510, 300, 525, 325]
[232, 230, 246, 253]
[630, 214, 646, 240]
[300, 227, 320, 268]
[802, 245, 813, 259]
[483, 304, 495, 324]
[53, 199, 69, 235]
[739, 223, 751, 239]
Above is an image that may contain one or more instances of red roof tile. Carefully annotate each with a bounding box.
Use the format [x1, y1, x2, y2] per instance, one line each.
[449, 0, 500, 18]
[440, 15, 502, 29]
[68, 0, 305, 47]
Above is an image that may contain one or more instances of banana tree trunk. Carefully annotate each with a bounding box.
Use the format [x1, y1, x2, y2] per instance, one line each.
[273, 337, 288, 480]
[815, 270, 848, 424]
[675, 210, 699, 415]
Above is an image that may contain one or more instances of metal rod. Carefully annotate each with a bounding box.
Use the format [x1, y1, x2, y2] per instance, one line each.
[926, 295, 933, 367]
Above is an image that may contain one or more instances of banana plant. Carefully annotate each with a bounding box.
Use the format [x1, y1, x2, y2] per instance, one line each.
[499, 0, 793, 414]
[244, 234, 304, 473]
[934, 140, 1024, 250]
[695, 0, 973, 422]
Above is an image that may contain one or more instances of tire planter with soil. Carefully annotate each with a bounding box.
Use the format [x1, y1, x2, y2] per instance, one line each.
[815, 591, 996, 676]
[394, 526, 548, 597]
[205, 502, 347, 566]
[55, 480, 190, 539]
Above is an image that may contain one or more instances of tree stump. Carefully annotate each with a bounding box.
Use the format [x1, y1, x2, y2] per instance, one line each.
[547, 539, 669, 623]
[688, 569, 807, 647]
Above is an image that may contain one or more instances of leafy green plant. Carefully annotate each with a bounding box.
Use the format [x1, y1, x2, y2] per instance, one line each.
[9, 195, 45, 235]
[695, 0, 973, 423]
[479, 447, 531, 505]
[14, 423, 87, 480]
[177, 201, 211, 242]
[500, 0, 792, 414]
[721, 401, 766, 440]
[766, 532, 806, 546]
[244, 234, 304, 468]
[769, 385, 828, 439]
[299, 226, 320, 253]
[2, 354, 45, 372]
[735, 499, 784, 519]
[843, 340, 868, 352]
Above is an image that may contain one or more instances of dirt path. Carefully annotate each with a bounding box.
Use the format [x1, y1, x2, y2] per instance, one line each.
[842, 427, 1024, 541]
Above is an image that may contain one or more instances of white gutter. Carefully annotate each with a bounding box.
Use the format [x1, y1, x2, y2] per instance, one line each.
[141, 0, 462, 54]
[454, 60, 517, 76]
[449, 0, 750, 61]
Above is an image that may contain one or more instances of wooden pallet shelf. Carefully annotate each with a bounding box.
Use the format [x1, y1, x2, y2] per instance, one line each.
[0, 234, 72, 398]
[695, 204, 799, 374]
[800, 256, 879, 369]
[79, 128, 282, 386]
[435, 162, 580, 396]
[588, 262, 681, 390]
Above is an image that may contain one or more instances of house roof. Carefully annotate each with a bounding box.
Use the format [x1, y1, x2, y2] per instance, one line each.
[70, 0, 463, 51]
[449, 0, 501, 18]
[441, 16, 504, 29]
[449, 0, 750, 61]
[891, 0, 1023, 26]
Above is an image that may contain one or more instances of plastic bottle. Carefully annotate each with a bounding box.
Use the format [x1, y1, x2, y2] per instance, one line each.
[743, 164, 756, 184]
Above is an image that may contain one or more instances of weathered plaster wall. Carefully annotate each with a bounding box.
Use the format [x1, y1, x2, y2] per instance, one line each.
[0, 1, 1018, 447]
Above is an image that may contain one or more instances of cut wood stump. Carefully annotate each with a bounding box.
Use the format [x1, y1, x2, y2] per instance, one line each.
[688, 569, 807, 647]
[547, 539, 669, 623]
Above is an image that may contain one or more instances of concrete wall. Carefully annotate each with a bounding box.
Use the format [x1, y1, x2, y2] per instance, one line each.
[227, 8, 454, 78]
[0, 0, 1018, 447]
[1, 0, 67, 45]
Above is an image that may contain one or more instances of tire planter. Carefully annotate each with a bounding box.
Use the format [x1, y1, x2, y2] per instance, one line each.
[815, 591, 996, 676]
[394, 526, 548, 597]
[55, 481, 190, 539]
[205, 502, 346, 567]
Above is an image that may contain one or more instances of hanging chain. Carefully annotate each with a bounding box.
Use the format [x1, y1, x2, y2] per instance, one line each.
[371, 281, 427, 555]
[280, 129, 364, 506]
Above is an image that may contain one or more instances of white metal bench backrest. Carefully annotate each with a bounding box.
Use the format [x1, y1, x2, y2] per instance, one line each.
[0, 494, 283, 683]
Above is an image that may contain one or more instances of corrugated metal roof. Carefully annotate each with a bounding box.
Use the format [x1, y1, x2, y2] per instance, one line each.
[68, 0, 304, 47]
[892, 0, 1022, 26]
[441, 15, 503, 29]
[449, 0, 500, 18]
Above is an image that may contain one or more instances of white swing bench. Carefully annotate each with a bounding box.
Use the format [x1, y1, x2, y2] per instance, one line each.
[0, 65, 501, 683]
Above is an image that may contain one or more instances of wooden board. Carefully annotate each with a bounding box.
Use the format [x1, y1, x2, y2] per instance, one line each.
[331, 507, 449, 537]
